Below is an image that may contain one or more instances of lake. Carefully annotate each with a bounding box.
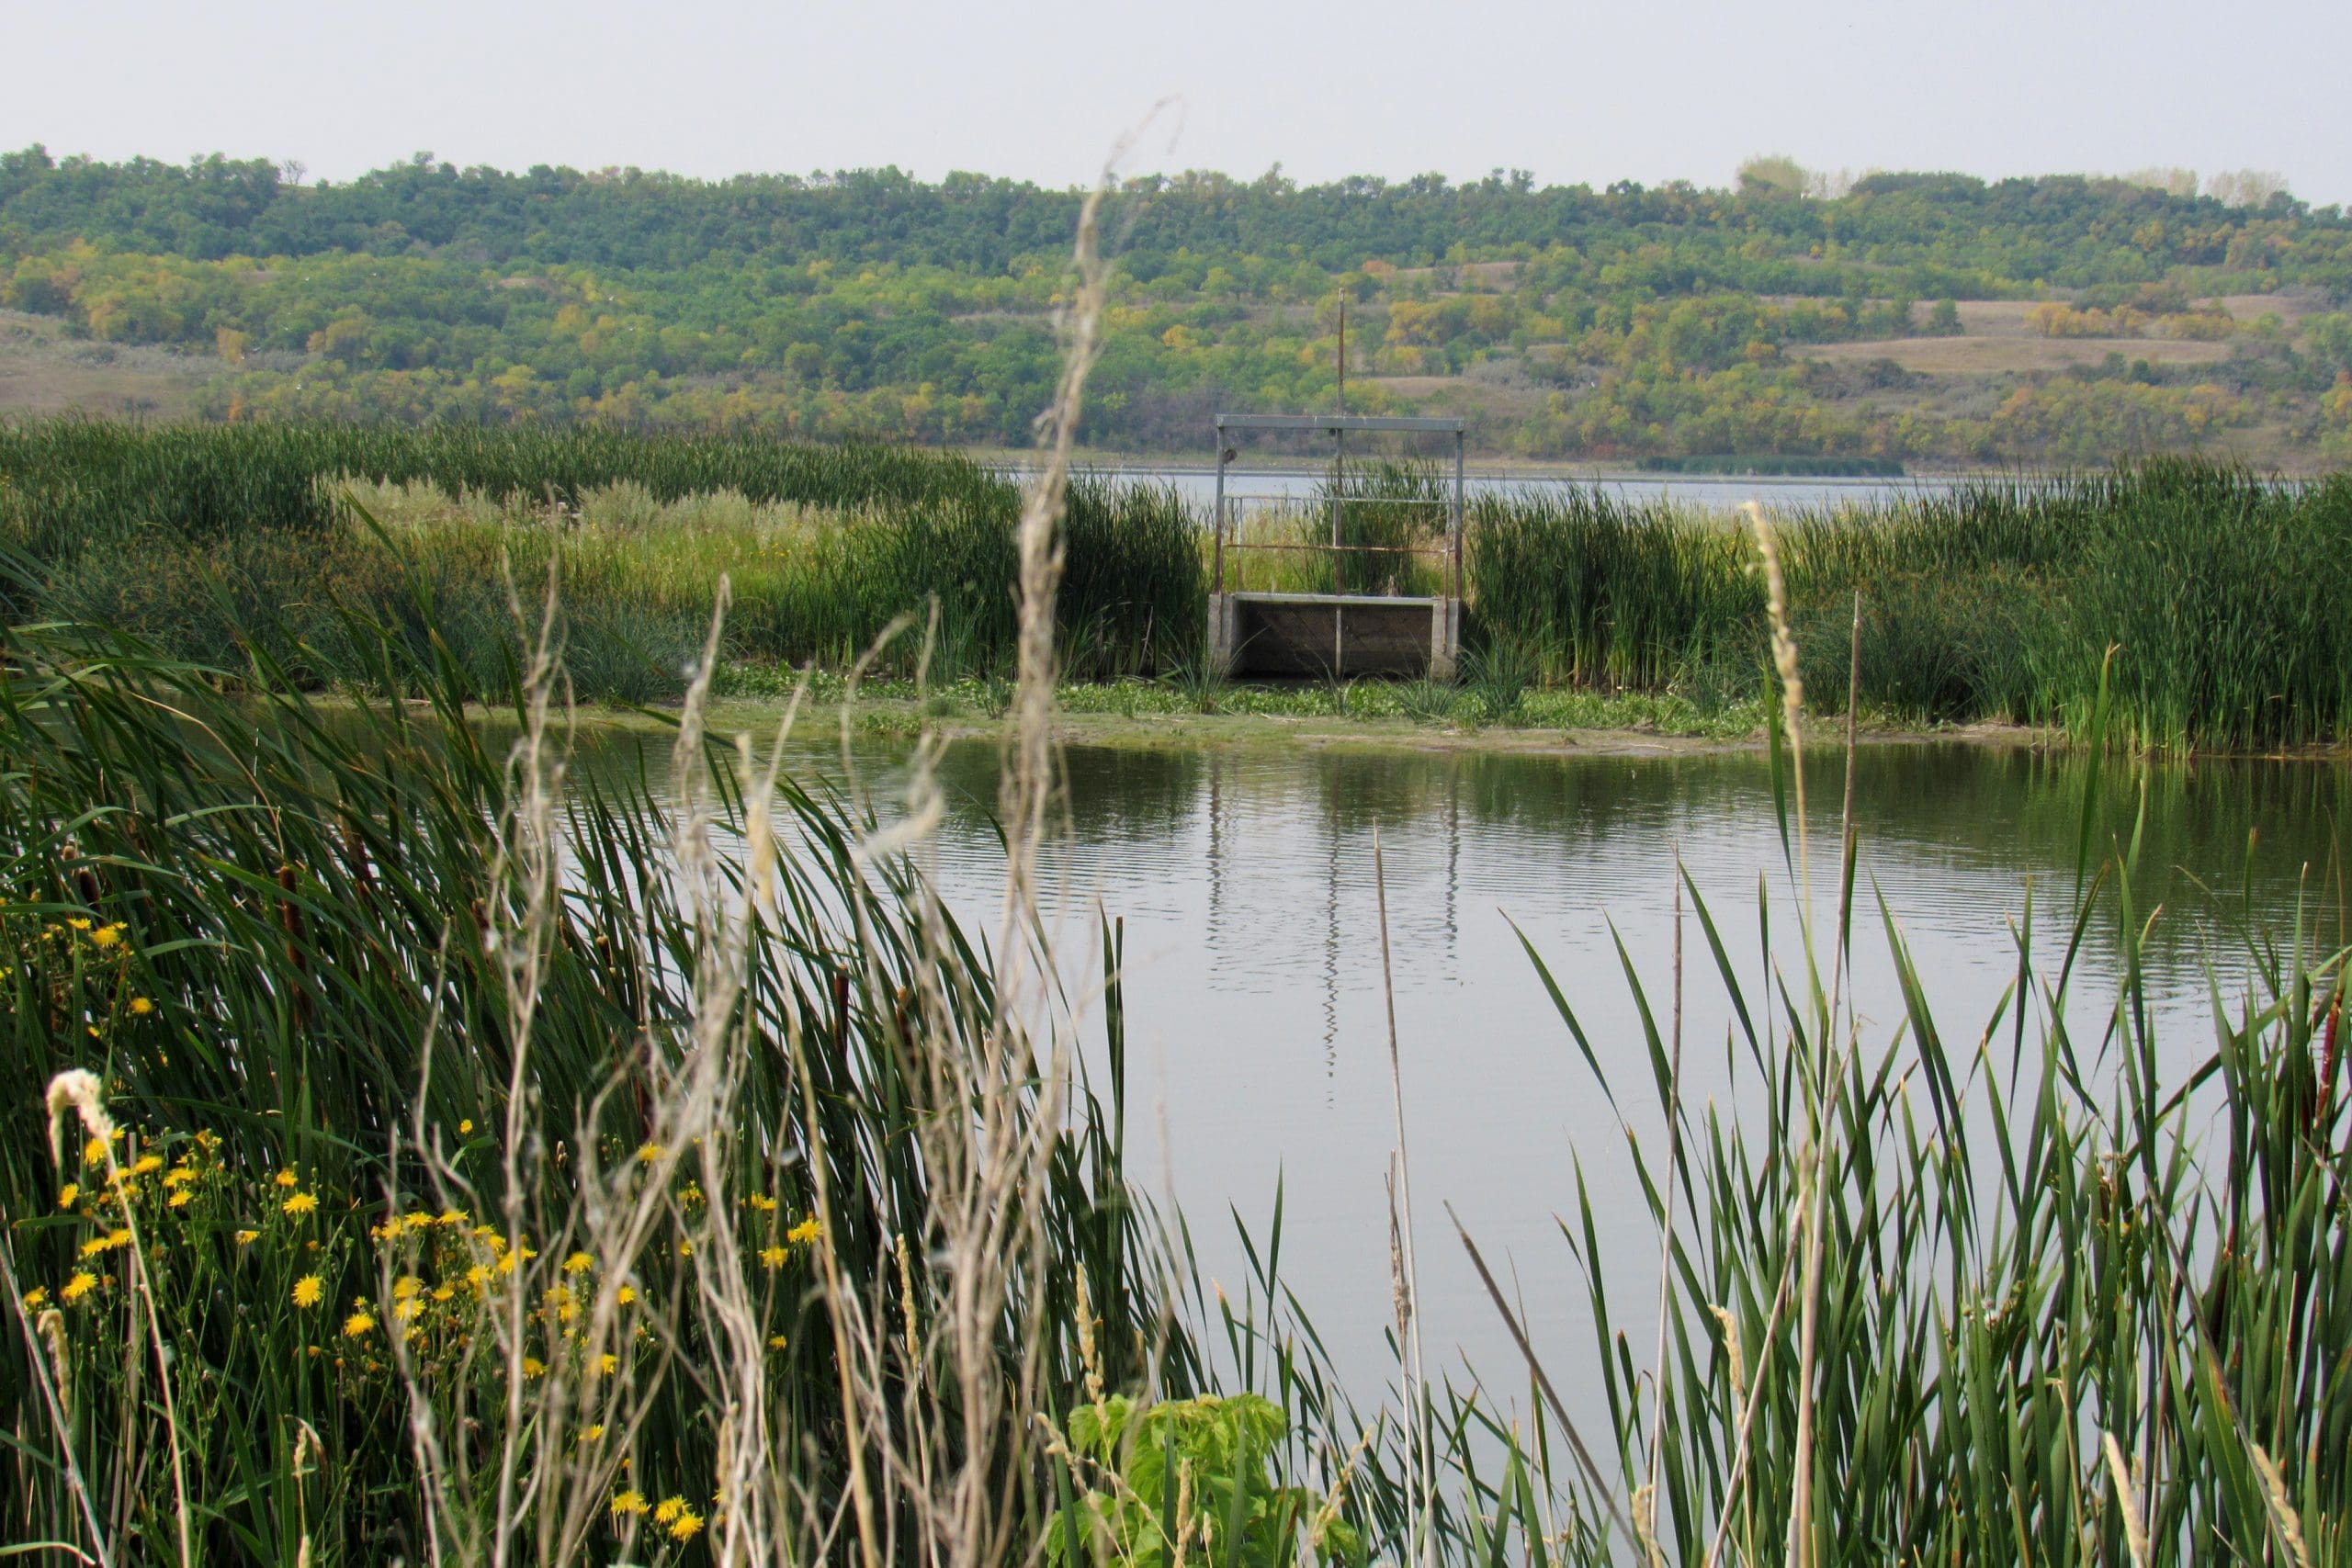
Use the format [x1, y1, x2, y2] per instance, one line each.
[1002, 462, 1957, 515]
[640, 728, 2347, 1425]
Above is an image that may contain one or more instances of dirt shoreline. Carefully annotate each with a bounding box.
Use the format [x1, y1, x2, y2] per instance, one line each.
[693, 697, 2057, 760]
[463, 691, 2351, 764]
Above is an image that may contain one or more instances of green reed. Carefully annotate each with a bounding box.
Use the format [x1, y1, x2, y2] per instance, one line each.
[1388, 661, 2352, 1565]
[6, 418, 2351, 750]
[0, 579, 1197, 1562]
[0, 419, 1200, 691]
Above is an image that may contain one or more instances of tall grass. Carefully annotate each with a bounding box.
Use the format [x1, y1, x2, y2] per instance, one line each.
[5, 417, 2351, 748]
[5, 487, 2349, 1563]
[0, 419, 1202, 692]
[1464, 463, 2352, 749]
[1428, 608, 2352, 1564]
[0, 587, 1204, 1562]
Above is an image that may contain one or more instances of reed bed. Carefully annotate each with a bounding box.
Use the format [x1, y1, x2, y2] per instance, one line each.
[5, 418, 2351, 751]
[0, 419, 1202, 693]
[1414, 651, 2352, 1565]
[3, 484, 2348, 1565]
[0, 593, 1217, 1562]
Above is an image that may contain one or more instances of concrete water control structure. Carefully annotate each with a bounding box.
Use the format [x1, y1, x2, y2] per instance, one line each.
[1206, 413, 1466, 681]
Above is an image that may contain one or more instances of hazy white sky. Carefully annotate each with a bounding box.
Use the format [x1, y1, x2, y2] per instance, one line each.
[6, 0, 2348, 203]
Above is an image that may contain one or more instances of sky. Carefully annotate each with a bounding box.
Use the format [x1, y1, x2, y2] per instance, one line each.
[6, 0, 2349, 205]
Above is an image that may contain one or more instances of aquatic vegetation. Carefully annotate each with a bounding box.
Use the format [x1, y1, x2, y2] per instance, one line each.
[6, 419, 2352, 749]
[0, 587, 1205, 1562]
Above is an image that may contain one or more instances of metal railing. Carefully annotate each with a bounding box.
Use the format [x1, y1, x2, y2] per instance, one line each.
[1210, 413, 1468, 602]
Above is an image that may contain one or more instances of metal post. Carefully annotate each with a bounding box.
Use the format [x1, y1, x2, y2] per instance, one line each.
[1213, 420, 1227, 595]
[1331, 423, 1345, 589]
[1452, 427, 1465, 604]
[1332, 299, 1346, 596]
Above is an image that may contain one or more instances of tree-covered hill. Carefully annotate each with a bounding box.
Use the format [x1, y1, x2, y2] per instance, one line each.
[5, 146, 2350, 464]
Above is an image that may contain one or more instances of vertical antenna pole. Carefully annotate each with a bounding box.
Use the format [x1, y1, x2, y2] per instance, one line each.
[1452, 426, 1465, 604]
[1331, 294, 1346, 592]
[1213, 417, 1227, 596]
[1337, 294, 1346, 415]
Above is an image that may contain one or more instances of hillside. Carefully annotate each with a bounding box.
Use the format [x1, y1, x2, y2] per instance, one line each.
[4, 148, 2350, 466]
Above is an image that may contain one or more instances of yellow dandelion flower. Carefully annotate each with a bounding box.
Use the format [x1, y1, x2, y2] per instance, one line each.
[599, 1352, 619, 1375]
[391, 1275, 423, 1301]
[786, 1217, 821, 1247]
[465, 1264, 492, 1289]
[274, 1169, 298, 1188]
[767, 1334, 788, 1350]
[610, 1489, 648, 1516]
[431, 1283, 456, 1303]
[293, 1275, 324, 1308]
[521, 1355, 547, 1378]
[234, 1228, 259, 1247]
[581, 1423, 605, 1443]
[344, 1309, 377, 1338]
[80, 1229, 130, 1258]
[281, 1191, 318, 1217]
[161, 1167, 194, 1189]
[746, 1192, 777, 1212]
[61, 1271, 98, 1303]
[83, 1136, 107, 1166]
[680, 1182, 705, 1207]
[675, 1239, 693, 1258]
[67, 917, 91, 931]
[759, 1245, 787, 1269]
[458, 1119, 474, 1135]
[22, 1288, 48, 1310]
[636, 1142, 662, 1165]
[90, 925, 121, 949]
[131, 1154, 163, 1176]
[130, 996, 154, 1015]
[652, 1496, 685, 1524]
[167, 1189, 192, 1210]
[669, 1508, 705, 1541]
[616, 1283, 638, 1304]
[436, 1208, 468, 1226]
[56, 1183, 78, 1209]
[562, 1251, 594, 1274]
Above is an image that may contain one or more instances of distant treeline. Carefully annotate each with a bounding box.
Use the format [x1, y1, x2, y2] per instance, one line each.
[6, 150, 2347, 278]
[1636, 454, 1905, 477]
[5, 148, 2352, 460]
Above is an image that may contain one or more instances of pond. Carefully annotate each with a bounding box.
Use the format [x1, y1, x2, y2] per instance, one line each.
[636, 728, 2349, 1424]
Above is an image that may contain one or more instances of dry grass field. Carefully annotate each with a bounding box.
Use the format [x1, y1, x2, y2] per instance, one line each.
[1803, 333, 2233, 373]
[0, 310, 211, 420]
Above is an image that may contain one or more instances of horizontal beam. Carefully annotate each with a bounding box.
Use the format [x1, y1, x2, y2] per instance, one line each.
[1217, 592, 1448, 607]
[1216, 413, 1466, 434]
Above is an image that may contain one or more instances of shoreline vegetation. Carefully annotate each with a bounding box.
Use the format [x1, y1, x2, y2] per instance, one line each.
[6, 418, 2352, 753]
[6, 514, 2346, 1564]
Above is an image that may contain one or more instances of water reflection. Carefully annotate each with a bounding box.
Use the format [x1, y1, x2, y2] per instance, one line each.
[616, 729, 2348, 1417]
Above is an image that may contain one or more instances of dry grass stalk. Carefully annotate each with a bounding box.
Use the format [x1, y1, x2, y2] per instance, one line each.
[2251, 1442, 2315, 1568]
[1645, 863, 1687, 1515]
[1373, 829, 1433, 1567]
[2102, 1431, 2151, 1568]
[45, 1069, 192, 1568]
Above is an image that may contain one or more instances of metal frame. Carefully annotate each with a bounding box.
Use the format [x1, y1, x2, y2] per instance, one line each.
[1209, 412, 1466, 681]
[1209, 413, 1467, 602]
